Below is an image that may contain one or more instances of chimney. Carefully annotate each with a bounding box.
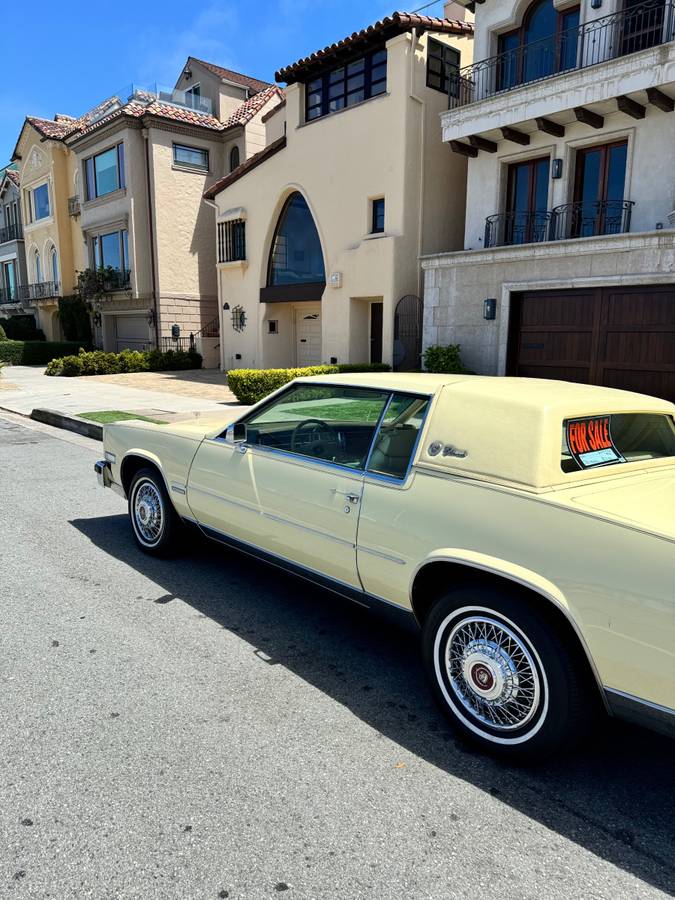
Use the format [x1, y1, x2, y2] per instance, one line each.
[443, 1, 468, 20]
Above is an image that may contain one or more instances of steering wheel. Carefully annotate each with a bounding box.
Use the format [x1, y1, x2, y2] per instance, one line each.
[290, 418, 340, 459]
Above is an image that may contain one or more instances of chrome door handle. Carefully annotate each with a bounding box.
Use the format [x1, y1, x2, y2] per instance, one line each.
[333, 489, 360, 503]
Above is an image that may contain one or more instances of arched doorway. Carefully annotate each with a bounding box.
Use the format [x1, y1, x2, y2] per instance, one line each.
[393, 295, 423, 372]
[260, 192, 326, 366]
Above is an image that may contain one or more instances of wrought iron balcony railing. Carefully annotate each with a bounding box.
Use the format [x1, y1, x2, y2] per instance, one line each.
[0, 223, 23, 244]
[450, 1, 675, 108]
[17, 281, 60, 301]
[0, 287, 20, 303]
[484, 211, 553, 248]
[484, 201, 635, 248]
[550, 200, 635, 241]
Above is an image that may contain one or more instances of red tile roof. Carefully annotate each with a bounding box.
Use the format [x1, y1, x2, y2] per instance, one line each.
[203, 136, 286, 200]
[189, 58, 273, 94]
[222, 86, 285, 128]
[25, 115, 80, 140]
[276, 10, 474, 83]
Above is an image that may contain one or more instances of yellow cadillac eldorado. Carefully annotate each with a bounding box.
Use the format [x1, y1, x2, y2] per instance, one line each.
[95, 374, 675, 760]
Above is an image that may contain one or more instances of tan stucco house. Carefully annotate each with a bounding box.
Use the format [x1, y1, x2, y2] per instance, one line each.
[423, 0, 675, 403]
[204, 8, 474, 371]
[10, 60, 281, 359]
[0, 169, 27, 311]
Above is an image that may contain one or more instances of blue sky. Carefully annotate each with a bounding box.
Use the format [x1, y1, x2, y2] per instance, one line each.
[1, 0, 443, 162]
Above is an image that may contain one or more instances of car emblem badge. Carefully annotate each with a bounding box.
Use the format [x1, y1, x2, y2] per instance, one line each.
[428, 441, 443, 456]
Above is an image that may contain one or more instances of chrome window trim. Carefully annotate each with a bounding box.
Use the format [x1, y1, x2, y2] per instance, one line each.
[365, 394, 433, 485]
[363, 392, 394, 471]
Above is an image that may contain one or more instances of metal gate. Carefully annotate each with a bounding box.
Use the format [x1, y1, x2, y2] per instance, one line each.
[393, 294, 423, 371]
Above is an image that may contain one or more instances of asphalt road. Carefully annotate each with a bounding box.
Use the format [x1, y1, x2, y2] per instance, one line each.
[1, 413, 673, 900]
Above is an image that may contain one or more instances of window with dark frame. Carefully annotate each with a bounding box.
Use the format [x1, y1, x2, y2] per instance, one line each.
[229, 145, 240, 172]
[173, 144, 209, 171]
[90, 228, 131, 286]
[371, 198, 385, 234]
[85, 144, 126, 200]
[305, 47, 387, 122]
[497, 0, 580, 91]
[218, 219, 246, 263]
[426, 39, 461, 97]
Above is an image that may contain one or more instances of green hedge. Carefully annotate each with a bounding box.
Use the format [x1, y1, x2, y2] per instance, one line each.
[45, 347, 203, 377]
[227, 362, 393, 405]
[0, 340, 87, 366]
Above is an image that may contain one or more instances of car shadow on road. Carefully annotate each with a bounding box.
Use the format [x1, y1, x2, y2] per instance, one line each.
[72, 513, 675, 894]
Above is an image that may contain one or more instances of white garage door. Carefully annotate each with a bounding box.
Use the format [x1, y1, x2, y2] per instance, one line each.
[295, 308, 322, 367]
[114, 315, 150, 352]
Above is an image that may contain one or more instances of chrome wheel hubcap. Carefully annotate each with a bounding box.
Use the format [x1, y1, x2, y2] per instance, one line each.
[446, 616, 541, 731]
[133, 481, 163, 544]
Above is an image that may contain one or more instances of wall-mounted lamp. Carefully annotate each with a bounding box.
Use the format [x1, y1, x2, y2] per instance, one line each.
[552, 158, 563, 179]
[591, 0, 602, 8]
[92, 310, 102, 327]
[146, 309, 156, 327]
[223, 302, 230, 311]
[484, 298, 497, 320]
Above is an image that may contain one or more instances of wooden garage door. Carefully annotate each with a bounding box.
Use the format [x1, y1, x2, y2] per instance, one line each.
[509, 286, 675, 402]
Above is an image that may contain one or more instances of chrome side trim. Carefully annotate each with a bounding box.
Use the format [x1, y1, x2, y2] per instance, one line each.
[188, 484, 260, 515]
[358, 546, 407, 566]
[198, 520, 417, 632]
[262, 511, 356, 548]
[605, 687, 675, 738]
[171, 483, 187, 495]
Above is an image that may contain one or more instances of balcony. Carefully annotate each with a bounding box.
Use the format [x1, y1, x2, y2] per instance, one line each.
[0, 223, 23, 244]
[17, 281, 60, 301]
[0, 288, 19, 304]
[484, 201, 635, 249]
[451, 3, 675, 109]
[78, 268, 131, 299]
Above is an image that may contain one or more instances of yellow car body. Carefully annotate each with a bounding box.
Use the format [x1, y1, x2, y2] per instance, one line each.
[98, 374, 675, 757]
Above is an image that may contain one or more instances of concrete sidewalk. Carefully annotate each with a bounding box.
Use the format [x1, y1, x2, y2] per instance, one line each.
[0, 366, 241, 421]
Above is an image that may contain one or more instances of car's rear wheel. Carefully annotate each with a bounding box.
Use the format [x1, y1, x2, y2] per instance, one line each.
[421, 585, 592, 761]
[128, 467, 180, 556]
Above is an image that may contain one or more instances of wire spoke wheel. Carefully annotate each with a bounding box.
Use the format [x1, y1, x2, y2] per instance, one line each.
[132, 479, 164, 546]
[444, 615, 542, 732]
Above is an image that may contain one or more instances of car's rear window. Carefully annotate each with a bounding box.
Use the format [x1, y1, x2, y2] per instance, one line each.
[561, 413, 675, 472]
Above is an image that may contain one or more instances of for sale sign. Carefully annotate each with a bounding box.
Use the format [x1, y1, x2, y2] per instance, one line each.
[565, 416, 625, 469]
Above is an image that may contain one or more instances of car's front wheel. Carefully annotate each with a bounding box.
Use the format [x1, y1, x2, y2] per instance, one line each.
[422, 585, 592, 761]
[128, 467, 181, 556]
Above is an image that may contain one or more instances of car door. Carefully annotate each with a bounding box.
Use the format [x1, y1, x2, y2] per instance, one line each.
[242, 382, 392, 589]
[186, 432, 263, 546]
[356, 393, 432, 605]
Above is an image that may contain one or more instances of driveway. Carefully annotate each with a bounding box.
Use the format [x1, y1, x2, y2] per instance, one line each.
[1, 413, 673, 899]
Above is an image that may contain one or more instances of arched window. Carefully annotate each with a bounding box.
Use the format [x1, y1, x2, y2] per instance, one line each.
[498, 1, 580, 89]
[34, 250, 42, 283]
[229, 145, 240, 172]
[267, 193, 325, 288]
[50, 246, 59, 286]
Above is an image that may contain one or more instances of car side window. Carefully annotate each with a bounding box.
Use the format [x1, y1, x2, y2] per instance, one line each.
[367, 393, 430, 480]
[243, 384, 390, 470]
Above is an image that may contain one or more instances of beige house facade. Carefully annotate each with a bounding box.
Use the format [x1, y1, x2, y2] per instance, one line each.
[10, 117, 85, 340]
[9, 60, 280, 360]
[423, 0, 675, 403]
[0, 170, 27, 311]
[205, 9, 474, 371]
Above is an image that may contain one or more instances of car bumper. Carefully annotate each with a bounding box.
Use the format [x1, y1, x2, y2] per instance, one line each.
[94, 459, 125, 498]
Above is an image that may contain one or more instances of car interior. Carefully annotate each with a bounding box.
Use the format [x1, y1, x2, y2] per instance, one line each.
[242, 386, 430, 478]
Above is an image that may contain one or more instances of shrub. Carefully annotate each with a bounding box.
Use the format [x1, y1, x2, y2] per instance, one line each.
[335, 363, 391, 373]
[0, 323, 6, 340]
[0, 340, 87, 366]
[422, 344, 469, 374]
[227, 365, 339, 405]
[45, 347, 202, 377]
[0, 315, 45, 341]
[58, 295, 92, 344]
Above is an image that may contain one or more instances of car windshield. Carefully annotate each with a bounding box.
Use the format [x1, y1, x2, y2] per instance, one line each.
[561, 413, 675, 472]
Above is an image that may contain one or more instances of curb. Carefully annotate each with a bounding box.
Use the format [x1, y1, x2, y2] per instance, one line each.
[30, 408, 103, 441]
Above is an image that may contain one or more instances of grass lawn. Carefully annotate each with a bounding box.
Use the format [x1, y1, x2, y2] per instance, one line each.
[78, 410, 167, 425]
